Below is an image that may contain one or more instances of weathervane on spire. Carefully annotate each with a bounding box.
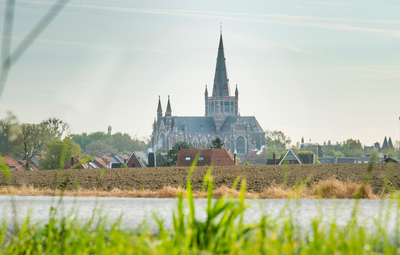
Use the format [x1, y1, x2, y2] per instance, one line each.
[220, 23, 222, 34]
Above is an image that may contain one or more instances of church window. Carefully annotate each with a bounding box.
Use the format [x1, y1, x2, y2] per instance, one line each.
[224, 101, 229, 113]
[220, 102, 223, 113]
[231, 102, 234, 113]
[212, 128, 214, 132]
[160, 133, 166, 148]
[224, 85, 228, 91]
[236, 136, 245, 154]
[192, 137, 198, 148]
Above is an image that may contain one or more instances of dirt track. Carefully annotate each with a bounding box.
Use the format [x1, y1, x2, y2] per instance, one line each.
[1, 163, 399, 194]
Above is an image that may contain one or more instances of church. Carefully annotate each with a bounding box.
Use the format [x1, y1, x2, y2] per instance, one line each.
[151, 32, 265, 157]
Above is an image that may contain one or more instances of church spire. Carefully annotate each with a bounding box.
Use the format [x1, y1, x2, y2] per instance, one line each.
[166, 95, 172, 117]
[212, 33, 230, 97]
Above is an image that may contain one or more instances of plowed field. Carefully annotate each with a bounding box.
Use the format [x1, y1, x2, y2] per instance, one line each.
[1, 163, 400, 194]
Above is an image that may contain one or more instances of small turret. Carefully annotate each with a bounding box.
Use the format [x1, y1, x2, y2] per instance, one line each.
[157, 96, 162, 121]
[235, 84, 238, 98]
[205, 85, 208, 99]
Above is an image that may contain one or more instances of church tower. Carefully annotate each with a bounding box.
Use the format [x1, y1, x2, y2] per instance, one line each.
[205, 32, 238, 131]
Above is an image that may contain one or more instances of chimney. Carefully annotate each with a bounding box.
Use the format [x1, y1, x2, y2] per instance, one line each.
[234, 153, 237, 165]
[273, 153, 276, 165]
[384, 154, 388, 160]
[71, 157, 74, 167]
[211, 146, 214, 151]
[178, 147, 181, 151]
[148, 152, 156, 167]
[124, 159, 127, 164]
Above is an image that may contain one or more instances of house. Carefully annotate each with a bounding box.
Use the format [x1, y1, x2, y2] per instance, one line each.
[176, 149, 239, 167]
[278, 149, 315, 165]
[381, 156, 400, 163]
[90, 156, 107, 169]
[126, 151, 149, 168]
[63, 156, 89, 169]
[318, 155, 380, 164]
[246, 149, 267, 165]
[2, 156, 24, 171]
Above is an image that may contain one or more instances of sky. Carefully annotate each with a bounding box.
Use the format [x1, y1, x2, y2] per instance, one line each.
[0, 0, 399, 147]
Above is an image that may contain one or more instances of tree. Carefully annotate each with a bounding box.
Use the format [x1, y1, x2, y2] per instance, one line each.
[166, 141, 195, 166]
[265, 130, 291, 150]
[0, 113, 19, 156]
[211, 137, 224, 149]
[69, 133, 91, 151]
[111, 132, 133, 153]
[86, 140, 117, 154]
[39, 138, 81, 170]
[327, 150, 342, 157]
[14, 123, 49, 169]
[342, 139, 364, 157]
[40, 118, 69, 139]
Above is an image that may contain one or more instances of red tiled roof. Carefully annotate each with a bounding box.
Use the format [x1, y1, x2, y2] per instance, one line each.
[2, 157, 24, 171]
[63, 156, 89, 169]
[93, 156, 106, 168]
[119, 154, 129, 159]
[176, 149, 239, 167]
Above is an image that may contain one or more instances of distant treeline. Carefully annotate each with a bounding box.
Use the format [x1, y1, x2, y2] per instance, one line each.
[70, 127, 150, 155]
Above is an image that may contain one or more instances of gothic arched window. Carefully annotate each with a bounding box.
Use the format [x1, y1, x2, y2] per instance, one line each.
[236, 136, 245, 154]
[192, 137, 198, 148]
[160, 133, 166, 148]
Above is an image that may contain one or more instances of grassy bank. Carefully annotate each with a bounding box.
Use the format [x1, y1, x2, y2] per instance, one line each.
[0, 179, 382, 199]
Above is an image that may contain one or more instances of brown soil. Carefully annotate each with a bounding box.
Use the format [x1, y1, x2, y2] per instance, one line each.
[0, 163, 399, 195]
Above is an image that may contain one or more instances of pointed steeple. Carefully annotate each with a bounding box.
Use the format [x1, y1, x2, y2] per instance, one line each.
[205, 85, 208, 98]
[382, 136, 389, 150]
[157, 96, 162, 121]
[301, 136, 304, 144]
[166, 95, 172, 117]
[212, 33, 230, 97]
[388, 137, 394, 148]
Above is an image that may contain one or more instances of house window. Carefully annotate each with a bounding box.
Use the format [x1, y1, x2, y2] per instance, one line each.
[132, 163, 135, 167]
[199, 157, 204, 161]
[185, 157, 191, 161]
